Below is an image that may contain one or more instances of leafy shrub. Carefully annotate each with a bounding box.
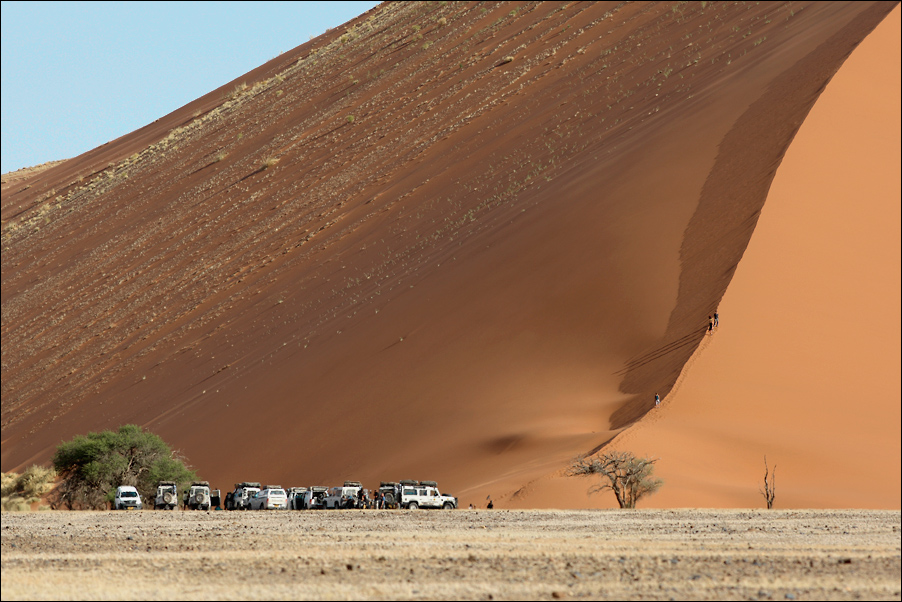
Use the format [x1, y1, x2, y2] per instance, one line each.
[52, 425, 196, 509]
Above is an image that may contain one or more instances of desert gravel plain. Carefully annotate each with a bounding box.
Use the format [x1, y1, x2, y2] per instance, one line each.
[1, 509, 899, 601]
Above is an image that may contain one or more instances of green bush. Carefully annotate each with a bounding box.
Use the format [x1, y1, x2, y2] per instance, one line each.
[52, 425, 196, 509]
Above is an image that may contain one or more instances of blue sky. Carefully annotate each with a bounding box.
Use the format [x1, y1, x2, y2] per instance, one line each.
[1, 1, 380, 174]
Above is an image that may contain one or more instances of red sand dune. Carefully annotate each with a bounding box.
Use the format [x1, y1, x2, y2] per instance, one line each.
[2, 1, 898, 509]
[504, 4, 902, 509]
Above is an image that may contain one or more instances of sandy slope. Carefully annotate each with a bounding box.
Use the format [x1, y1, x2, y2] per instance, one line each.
[480, 2, 901, 510]
[2, 2, 898, 510]
[586, 4, 902, 510]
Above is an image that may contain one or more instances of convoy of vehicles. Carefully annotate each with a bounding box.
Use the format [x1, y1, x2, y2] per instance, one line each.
[118, 478, 457, 511]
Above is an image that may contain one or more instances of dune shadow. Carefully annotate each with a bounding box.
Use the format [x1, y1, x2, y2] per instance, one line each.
[611, 4, 891, 430]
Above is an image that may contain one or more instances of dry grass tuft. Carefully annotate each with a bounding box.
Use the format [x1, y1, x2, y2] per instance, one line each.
[2, 465, 56, 511]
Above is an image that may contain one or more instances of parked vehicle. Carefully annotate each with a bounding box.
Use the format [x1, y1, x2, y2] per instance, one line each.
[154, 481, 178, 510]
[387, 480, 457, 510]
[287, 487, 308, 510]
[379, 481, 401, 509]
[302, 486, 329, 509]
[249, 486, 288, 510]
[113, 485, 143, 510]
[183, 481, 212, 510]
[226, 482, 261, 510]
[324, 481, 364, 509]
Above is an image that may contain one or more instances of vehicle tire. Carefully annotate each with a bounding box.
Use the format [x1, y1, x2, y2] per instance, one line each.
[163, 492, 174, 505]
[195, 493, 204, 504]
[384, 492, 395, 506]
[443, 502, 454, 510]
[408, 502, 418, 510]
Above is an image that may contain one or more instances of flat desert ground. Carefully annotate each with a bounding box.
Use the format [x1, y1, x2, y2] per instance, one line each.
[1, 509, 899, 600]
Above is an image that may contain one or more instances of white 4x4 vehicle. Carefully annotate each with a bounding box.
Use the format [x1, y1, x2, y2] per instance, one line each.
[154, 481, 178, 510]
[287, 487, 308, 510]
[399, 480, 457, 510]
[226, 482, 261, 510]
[113, 485, 143, 510]
[303, 486, 329, 509]
[183, 481, 212, 510]
[324, 481, 363, 509]
[249, 486, 287, 510]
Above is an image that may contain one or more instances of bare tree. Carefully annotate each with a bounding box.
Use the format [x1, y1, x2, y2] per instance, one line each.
[759, 455, 776, 509]
[568, 451, 662, 508]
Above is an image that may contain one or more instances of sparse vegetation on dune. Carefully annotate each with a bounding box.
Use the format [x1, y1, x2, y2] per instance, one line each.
[1, 465, 56, 511]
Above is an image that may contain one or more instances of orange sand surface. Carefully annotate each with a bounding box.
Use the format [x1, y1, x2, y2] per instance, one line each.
[544, 4, 901, 510]
[2, 2, 898, 510]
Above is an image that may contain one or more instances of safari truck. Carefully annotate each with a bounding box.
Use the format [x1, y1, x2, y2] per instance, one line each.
[154, 481, 179, 510]
[287, 487, 308, 510]
[302, 486, 329, 509]
[324, 481, 363, 509]
[226, 482, 261, 510]
[381, 480, 457, 510]
[183, 481, 212, 510]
